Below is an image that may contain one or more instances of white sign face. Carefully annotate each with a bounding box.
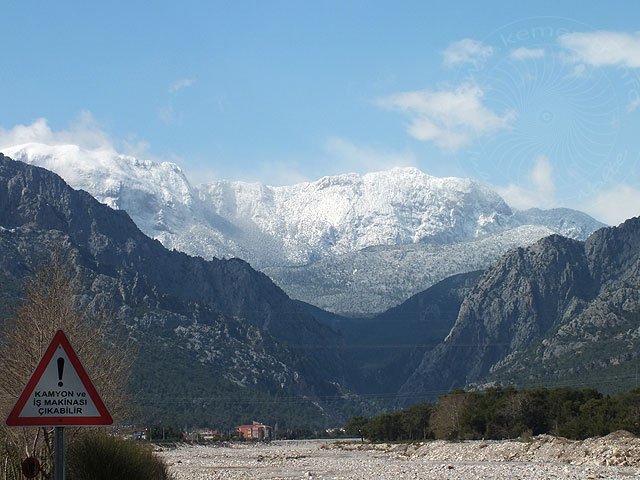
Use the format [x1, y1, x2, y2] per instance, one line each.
[18, 346, 100, 418]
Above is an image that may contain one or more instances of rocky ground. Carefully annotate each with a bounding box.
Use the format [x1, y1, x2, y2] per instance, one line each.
[158, 431, 640, 479]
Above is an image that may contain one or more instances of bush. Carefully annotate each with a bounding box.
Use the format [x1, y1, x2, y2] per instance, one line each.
[0, 427, 22, 480]
[67, 432, 173, 480]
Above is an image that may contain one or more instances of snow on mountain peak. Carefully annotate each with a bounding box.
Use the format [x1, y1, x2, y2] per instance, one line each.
[198, 165, 515, 264]
[1, 143, 604, 271]
[4, 143, 191, 200]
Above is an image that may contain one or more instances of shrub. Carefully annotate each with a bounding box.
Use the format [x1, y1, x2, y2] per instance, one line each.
[0, 427, 22, 480]
[67, 432, 173, 480]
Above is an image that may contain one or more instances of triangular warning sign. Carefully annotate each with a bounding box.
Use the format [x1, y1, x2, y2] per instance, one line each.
[6, 330, 113, 426]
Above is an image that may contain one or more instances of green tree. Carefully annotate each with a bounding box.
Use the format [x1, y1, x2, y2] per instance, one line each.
[616, 389, 640, 435]
[401, 403, 432, 440]
[345, 416, 369, 440]
[363, 412, 404, 442]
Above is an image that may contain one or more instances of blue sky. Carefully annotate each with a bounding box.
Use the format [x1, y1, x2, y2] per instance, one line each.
[1, 1, 640, 224]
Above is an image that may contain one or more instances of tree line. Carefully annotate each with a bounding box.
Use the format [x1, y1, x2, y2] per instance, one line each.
[346, 386, 640, 442]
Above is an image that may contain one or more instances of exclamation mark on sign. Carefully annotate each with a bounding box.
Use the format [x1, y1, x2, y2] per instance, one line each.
[57, 357, 64, 387]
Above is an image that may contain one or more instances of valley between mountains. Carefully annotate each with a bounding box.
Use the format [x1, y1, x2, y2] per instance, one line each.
[1, 147, 638, 431]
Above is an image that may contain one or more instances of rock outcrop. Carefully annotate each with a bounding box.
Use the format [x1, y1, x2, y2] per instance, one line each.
[399, 218, 640, 402]
[0, 154, 355, 425]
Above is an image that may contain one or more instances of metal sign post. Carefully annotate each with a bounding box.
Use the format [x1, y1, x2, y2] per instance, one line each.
[55, 426, 65, 480]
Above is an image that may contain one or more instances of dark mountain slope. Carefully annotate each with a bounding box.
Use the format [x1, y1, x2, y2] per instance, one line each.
[297, 271, 483, 400]
[487, 217, 640, 390]
[399, 218, 640, 403]
[0, 154, 333, 346]
[0, 154, 354, 426]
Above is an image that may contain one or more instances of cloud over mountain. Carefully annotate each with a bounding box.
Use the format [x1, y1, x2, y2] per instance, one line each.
[377, 83, 515, 151]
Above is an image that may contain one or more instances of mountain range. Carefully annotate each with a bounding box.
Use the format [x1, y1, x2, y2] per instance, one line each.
[4, 143, 605, 316]
[0, 151, 638, 429]
[0, 153, 363, 428]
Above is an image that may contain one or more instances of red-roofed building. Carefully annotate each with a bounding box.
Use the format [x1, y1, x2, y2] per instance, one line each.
[237, 421, 273, 440]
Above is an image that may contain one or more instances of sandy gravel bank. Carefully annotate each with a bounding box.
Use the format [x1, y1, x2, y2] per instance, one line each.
[158, 433, 640, 480]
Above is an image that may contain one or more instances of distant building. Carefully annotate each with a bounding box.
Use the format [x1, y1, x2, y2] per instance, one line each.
[199, 430, 221, 442]
[237, 421, 273, 441]
[183, 429, 221, 442]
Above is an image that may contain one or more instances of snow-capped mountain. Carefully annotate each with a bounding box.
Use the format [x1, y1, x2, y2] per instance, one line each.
[201, 167, 514, 266]
[3, 143, 606, 315]
[2, 143, 245, 260]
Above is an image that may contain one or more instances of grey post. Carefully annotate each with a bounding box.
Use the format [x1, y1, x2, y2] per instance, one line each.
[54, 426, 65, 480]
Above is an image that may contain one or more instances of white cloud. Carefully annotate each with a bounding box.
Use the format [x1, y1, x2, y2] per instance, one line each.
[442, 38, 494, 67]
[376, 83, 515, 151]
[0, 113, 114, 152]
[325, 137, 417, 172]
[509, 47, 545, 60]
[579, 184, 640, 225]
[0, 114, 150, 158]
[529, 154, 554, 197]
[168, 78, 196, 93]
[495, 155, 556, 210]
[559, 31, 640, 68]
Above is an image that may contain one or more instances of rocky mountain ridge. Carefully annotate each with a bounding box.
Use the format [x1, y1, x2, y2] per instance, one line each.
[3, 143, 605, 315]
[264, 224, 556, 316]
[398, 217, 640, 403]
[1, 153, 638, 424]
[0, 153, 361, 427]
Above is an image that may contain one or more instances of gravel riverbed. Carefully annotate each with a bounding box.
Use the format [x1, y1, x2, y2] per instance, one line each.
[158, 432, 640, 480]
